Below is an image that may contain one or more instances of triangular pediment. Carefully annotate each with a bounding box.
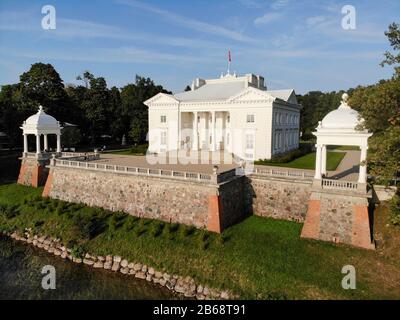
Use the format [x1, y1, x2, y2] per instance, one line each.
[228, 87, 275, 103]
[144, 93, 178, 106]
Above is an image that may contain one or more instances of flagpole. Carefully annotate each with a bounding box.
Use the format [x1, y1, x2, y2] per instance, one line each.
[228, 50, 231, 75]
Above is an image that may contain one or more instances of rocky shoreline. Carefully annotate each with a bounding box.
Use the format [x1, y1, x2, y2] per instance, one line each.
[2, 229, 236, 300]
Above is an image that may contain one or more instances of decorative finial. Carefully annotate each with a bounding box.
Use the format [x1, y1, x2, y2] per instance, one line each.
[38, 105, 43, 112]
[339, 93, 350, 109]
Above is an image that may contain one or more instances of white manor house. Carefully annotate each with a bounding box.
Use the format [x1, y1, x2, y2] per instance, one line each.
[145, 72, 301, 160]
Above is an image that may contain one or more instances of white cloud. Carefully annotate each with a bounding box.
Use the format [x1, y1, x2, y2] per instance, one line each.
[306, 16, 327, 27]
[116, 0, 256, 43]
[254, 12, 281, 25]
[270, 0, 290, 10]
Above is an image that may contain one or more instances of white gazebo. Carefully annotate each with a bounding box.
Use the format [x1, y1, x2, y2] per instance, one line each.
[313, 93, 372, 188]
[20, 106, 62, 156]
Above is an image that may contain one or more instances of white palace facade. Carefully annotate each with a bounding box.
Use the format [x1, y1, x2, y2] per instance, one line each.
[145, 73, 301, 160]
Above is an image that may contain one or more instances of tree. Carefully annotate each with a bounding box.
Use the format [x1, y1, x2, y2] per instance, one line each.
[121, 75, 171, 144]
[350, 22, 400, 224]
[19, 63, 69, 121]
[129, 117, 142, 144]
[381, 22, 400, 77]
[78, 72, 110, 144]
[0, 84, 23, 146]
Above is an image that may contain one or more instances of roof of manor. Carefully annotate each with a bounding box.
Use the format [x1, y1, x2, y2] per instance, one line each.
[174, 81, 247, 102]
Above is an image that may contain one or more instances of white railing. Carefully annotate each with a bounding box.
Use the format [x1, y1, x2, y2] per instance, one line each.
[60, 152, 100, 161]
[252, 167, 314, 180]
[52, 159, 217, 184]
[321, 179, 358, 190]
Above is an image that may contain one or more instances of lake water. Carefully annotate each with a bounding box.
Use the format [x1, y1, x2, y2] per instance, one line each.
[0, 236, 178, 300]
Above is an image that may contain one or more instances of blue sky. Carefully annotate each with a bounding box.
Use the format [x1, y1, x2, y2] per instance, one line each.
[0, 0, 399, 94]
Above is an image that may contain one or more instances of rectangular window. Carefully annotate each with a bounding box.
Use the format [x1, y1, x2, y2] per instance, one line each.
[246, 114, 255, 123]
[160, 131, 167, 145]
[246, 134, 254, 149]
[160, 115, 167, 123]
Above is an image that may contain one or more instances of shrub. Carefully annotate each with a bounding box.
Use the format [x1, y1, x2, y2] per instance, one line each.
[197, 230, 210, 250]
[150, 221, 165, 237]
[71, 213, 107, 241]
[390, 191, 400, 225]
[255, 143, 313, 165]
[123, 216, 139, 231]
[180, 225, 196, 238]
[165, 223, 179, 240]
[0, 204, 20, 219]
[70, 242, 86, 259]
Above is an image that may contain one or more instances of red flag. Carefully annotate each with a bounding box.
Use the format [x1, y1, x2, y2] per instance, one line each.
[228, 50, 231, 62]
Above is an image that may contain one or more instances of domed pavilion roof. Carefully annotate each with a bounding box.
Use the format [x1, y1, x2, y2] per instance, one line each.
[317, 94, 365, 132]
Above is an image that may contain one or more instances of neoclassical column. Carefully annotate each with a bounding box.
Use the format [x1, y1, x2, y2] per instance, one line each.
[321, 145, 327, 176]
[314, 144, 322, 179]
[178, 111, 182, 150]
[23, 134, 28, 154]
[36, 134, 41, 155]
[358, 146, 368, 184]
[193, 111, 198, 151]
[56, 134, 61, 153]
[44, 134, 48, 151]
[211, 111, 216, 151]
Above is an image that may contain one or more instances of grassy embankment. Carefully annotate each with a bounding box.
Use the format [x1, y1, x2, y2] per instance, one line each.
[1, 183, 400, 299]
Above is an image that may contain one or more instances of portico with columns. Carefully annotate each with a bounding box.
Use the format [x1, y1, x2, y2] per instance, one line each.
[301, 93, 375, 250]
[18, 106, 62, 187]
[312, 93, 372, 191]
[20, 106, 62, 157]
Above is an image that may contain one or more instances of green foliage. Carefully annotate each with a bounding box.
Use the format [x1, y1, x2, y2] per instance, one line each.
[390, 192, 400, 226]
[1, 184, 400, 299]
[150, 221, 165, 238]
[0, 64, 170, 148]
[297, 91, 345, 141]
[381, 22, 400, 77]
[0, 204, 20, 219]
[70, 242, 86, 259]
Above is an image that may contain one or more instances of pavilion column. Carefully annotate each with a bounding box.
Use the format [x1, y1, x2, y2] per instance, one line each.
[56, 134, 61, 153]
[321, 145, 327, 176]
[358, 146, 368, 184]
[314, 144, 322, 180]
[23, 134, 28, 154]
[193, 111, 198, 151]
[44, 134, 48, 151]
[35, 134, 41, 155]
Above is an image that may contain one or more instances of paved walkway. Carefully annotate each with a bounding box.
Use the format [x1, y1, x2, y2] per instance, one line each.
[92, 149, 361, 180]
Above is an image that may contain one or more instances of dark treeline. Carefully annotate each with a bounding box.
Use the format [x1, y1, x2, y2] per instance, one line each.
[0, 64, 171, 148]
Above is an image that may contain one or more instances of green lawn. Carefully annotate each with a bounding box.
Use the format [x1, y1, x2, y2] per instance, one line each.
[110, 144, 148, 156]
[1, 183, 399, 299]
[256, 151, 346, 170]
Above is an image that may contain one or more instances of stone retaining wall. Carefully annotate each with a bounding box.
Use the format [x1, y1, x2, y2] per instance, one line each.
[247, 176, 312, 222]
[45, 166, 215, 229]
